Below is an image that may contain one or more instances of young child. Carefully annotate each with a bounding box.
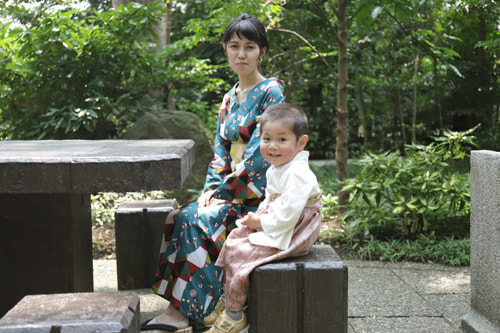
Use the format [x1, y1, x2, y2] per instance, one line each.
[206, 103, 323, 333]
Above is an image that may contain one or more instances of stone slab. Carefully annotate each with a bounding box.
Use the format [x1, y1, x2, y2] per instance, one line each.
[393, 268, 470, 294]
[0, 139, 195, 193]
[0, 292, 140, 332]
[424, 294, 470, 330]
[348, 267, 438, 317]
[349, 317, 453, 333]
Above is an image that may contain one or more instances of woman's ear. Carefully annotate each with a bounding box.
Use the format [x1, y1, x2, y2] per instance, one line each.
[298, 134, 309, 150]
[260, 47, 268, 60]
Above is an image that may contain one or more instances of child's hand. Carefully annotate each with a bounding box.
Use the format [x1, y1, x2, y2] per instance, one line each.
[239, 212, 262, 231]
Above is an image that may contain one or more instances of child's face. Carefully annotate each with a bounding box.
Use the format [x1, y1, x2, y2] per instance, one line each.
[260, 120, 308, 167]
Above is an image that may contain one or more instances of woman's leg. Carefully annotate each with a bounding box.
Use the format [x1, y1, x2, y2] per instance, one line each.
[153, 202, 239, 323]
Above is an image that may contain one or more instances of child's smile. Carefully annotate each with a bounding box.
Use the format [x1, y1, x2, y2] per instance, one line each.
[260, 120, 307, 167]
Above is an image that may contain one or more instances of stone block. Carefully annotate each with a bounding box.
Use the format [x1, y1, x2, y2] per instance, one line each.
[0, 292, 140, 332]
[115, 199, 178, 290]
[0, 193, 93, 317]
[460, 150, 500, 333]
[248, 245, 348, 333]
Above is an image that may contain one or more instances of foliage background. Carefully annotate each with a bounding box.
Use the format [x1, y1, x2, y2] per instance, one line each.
[1, 0, 498, 264]
[1, 0, 498, 152]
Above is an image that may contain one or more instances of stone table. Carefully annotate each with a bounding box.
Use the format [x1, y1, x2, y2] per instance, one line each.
[0, 139, 195, 316]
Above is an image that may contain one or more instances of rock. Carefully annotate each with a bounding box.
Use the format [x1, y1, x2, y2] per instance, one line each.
[121, 110, 213, 205]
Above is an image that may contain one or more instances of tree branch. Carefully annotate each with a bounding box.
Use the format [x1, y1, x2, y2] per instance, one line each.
[310, 0, 340, 45]
[269, 27, 338, 79]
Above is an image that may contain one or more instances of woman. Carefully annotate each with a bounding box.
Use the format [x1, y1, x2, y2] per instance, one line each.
[141, 14, 285, 333]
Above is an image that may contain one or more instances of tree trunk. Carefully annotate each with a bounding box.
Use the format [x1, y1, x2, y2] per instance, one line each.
[411, 51, 419, 143]
[394, 86, 406, 151]
[353, 55, 368, 151]
[335, 0, 349, 209]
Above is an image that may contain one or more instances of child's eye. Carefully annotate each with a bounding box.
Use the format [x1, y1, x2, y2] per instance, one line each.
[262, 137, 270, 141]
[279, 138, 287, 142]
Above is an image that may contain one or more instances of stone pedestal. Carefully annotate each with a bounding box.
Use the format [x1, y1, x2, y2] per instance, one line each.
[0, 193, 93, 316]
[115, 199, 178, 290]
[248, 245, 348, 333]
[460, 150, 500, 333]
[0, 292, 140, 332]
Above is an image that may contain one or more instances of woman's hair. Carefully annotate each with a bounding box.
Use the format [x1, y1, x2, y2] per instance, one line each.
[222, 14, 268, 55]
[260, 103, 308, 139]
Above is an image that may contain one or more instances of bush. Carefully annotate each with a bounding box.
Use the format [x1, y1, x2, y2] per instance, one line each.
[91, 191, 168, 226]
[340, 126, 477, 240]
[353, 232, 470, 266]
[0, 2, 218, 140]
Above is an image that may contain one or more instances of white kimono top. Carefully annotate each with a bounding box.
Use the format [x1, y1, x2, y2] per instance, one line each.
[241, 150, 322, 250]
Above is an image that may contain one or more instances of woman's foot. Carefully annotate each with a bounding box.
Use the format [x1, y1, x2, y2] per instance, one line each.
[207, 310, 248, 333]
[141, 305, 192, 333]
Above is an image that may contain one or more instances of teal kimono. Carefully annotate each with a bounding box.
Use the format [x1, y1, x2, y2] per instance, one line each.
[153, 77, 285, 323]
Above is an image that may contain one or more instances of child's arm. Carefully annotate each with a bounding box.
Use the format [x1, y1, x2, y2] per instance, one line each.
[238, 212, 263, 231]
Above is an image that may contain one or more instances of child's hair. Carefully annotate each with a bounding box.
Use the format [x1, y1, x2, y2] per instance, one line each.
[260, 103, 308, 139]
[222, 14, 268, 55]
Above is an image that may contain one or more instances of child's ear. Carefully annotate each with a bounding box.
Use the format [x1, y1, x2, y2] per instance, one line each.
[298, 134, 308, 150]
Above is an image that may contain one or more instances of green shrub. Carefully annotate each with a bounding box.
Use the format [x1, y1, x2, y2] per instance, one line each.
[341, 126, 477, 240]
[352, 232, 470, 266]
[91, 191, 167, 226]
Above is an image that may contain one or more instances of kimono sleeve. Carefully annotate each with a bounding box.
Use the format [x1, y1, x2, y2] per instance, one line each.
[203, 94, 232, 191]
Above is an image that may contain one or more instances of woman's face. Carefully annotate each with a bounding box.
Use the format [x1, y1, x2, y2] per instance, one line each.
[224, 33, 265, 78]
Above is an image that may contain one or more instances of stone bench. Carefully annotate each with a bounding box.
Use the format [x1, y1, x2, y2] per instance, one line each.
[248, 245, 348, 333]
[0, 292, 140, 332]
[115, 199, 178, 290]
[114, 201, 348, 332]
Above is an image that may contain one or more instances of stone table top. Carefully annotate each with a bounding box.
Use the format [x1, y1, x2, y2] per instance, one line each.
[0, 139, 195, 194]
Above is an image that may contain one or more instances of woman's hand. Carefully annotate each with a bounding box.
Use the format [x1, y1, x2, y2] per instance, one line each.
[239, 212, 262, 231]
[197, 190, 230, 208]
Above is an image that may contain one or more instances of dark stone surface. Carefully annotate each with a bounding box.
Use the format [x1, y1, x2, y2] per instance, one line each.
[248, 245, 348, 333]
[0, 193, 93, 317]
[0, 292, 140, 332]
[115, 199, 178, 290]
[0, 139, 194, 317]
[0, 139, 195, 194]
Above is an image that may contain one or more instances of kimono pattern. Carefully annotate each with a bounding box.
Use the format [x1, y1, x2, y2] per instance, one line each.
[153, 77, 285, 323]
